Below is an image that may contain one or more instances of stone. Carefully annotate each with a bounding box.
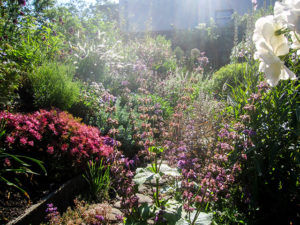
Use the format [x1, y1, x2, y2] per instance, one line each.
[106, 207, 123, 221]
[113, 201, 121, 209]
[136, 193, 153, 204]
[88, 203, 123, 222]
[138, 184, 148, 193]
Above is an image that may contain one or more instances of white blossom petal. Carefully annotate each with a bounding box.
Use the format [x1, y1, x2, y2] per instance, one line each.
[274, 0, 300, 33]
[253, 15, 296, 86]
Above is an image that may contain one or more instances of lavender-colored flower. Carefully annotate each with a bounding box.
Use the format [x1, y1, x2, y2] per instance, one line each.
[219, 142, 232, 151]
[177, 145, 187, 152]
[104, 137, 115, 147]
[154, 109, 163, 115]
[95, 215, 104, 221]
[218, 128, 229, 139]
[177, 160, 186, 169]
[187, 169, 197, 179]
[45, 203, 60, 224]
[257, 81, 269, 90]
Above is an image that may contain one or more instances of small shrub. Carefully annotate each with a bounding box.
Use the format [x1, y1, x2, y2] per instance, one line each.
[206, 63, 255, 97]
[29, 62, 80, 110]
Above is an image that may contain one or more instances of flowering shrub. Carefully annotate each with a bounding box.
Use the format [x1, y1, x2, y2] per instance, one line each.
[0, 109, 114, 176]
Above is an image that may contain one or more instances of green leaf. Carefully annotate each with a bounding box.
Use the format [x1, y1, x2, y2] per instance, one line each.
[133, 168, 156, 185]
[176, 211, 213, 225]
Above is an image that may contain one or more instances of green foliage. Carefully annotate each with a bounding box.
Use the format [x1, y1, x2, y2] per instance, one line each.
[29, 62, 80, 110]
[3, 21, 65, 70]
[0, 148, 47, 198]
[233, 80, 300, 223]
[224, 62, 262, 118]
[0, 60, 21, 108]
[88, 98, 140, 157]
[226, 33, 299, 222]
[82, 159, 111, 201]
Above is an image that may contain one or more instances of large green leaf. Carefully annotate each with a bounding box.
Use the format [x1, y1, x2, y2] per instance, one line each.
[176, 211, 213, 225]
[133, 167, 159, 185]
[159, 164, 180, 177]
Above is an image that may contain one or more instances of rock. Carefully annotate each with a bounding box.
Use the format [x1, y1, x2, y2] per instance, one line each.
[88, 203, 123, 222]
[113, 201, 121, 209]
[159, 164, 180, 177]
[136, 193, 153, 204]
[138, 184, 148, 193]
[113, 193, 153, 209]
[147, 219, 155, 224]
[106, 207, 123, 221]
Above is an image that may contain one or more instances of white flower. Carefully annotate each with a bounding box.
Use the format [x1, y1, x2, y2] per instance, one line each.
[253, 15, 297, 86]
[258, 54, 296, 86]
[253, 16, 289, 56]
[274, 0, 300, 33]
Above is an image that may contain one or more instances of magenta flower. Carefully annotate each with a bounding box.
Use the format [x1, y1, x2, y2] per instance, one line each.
[6, 136, 15, 144]
[28, 140, 34, 146]
[47, 146, 54, 154]
[20, 137, 28, 145]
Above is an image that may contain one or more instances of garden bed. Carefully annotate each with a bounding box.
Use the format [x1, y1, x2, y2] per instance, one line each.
[4, 176, 86, 225]
[0, 0, 299, 224]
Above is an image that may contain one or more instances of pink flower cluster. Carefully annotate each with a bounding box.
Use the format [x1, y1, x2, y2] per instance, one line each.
[0, 109, 114, 166]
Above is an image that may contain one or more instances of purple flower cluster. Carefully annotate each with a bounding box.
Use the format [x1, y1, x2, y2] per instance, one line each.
[109, 152, 140, 217]
[45, 203, 61, 225]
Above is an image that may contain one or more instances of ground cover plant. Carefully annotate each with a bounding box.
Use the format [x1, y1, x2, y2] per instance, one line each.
[0, 0, 299, 225]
